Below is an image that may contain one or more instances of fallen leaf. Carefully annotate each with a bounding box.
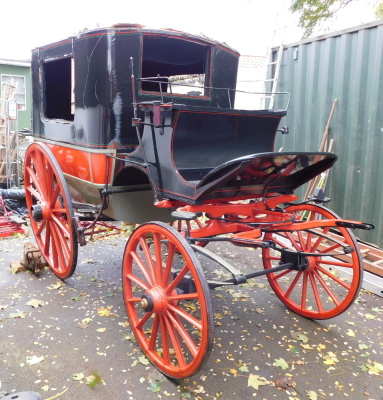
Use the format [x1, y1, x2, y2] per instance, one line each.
[96, 328, 107, 333]
[291, 331, 309, 343]
[26, 299, 44, 308]
[346, 329, 356, 337]
[274, 376, 294, 390]
[72, 373, 85, 381]
[9, 311, 28, 319]
[78, 318, 92, 329]
[139, 356, 150, 365]
[48, 282, 63, 290]
[307, 390, 318, 400]
[323, 352, 339, 365]
[86, 372, 102, 388]
[97, 306, 118, 317]
[248, 374, 269, 390]
[359, 362, 383, 375]
[26, 355, 44, 365]
[149, 380, 161, 392]
[273, 358, 289, 370]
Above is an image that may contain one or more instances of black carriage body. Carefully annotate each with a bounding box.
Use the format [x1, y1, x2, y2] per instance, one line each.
[31, 25, 243, 220]
[32, 25, 239, 149]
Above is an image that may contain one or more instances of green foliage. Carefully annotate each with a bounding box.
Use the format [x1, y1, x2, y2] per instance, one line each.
[375, 1, 383, 17]
[290, 0, 383, 38]
[290, 0, 353, 38]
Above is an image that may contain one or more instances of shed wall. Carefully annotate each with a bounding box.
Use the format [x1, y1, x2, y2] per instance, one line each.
[273, 21, 383, 247]
[0, 64, 32, 130]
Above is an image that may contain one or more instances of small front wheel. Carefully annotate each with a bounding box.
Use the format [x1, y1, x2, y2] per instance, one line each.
[24, 143, 78, 279]
[263, 204, 363, 320]
[122, 222, 213, 378]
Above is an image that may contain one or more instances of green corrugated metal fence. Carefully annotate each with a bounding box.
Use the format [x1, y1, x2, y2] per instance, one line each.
[272, 20, 383, 248]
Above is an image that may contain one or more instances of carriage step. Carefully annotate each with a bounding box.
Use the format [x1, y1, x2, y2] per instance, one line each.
[171, 210, 202, 221]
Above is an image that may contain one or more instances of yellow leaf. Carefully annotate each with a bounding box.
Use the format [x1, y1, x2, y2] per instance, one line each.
[248, 374, 269, 390]
[26, 299, 44, 308]
[229, 368, 237, 375]
[346, 329, 356, 337]
[97, 306, 118, 317]
[41, 385, 49, 392]
[307, 390, 318, 400]
[273, 358, 289, 370]
[72, 373, 85, 381]
[26, 355, 44, 365]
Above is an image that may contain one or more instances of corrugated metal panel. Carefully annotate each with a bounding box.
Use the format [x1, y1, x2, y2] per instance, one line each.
[272, 21, 383, 247]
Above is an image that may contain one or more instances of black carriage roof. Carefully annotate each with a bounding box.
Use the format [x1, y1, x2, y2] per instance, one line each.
[33, 23, 241, 56]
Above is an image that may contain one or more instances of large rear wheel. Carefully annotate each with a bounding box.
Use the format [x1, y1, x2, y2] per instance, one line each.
[24, 143, 78, 279]
[122, 222, 213, 378]
[262, 204, 363, 319]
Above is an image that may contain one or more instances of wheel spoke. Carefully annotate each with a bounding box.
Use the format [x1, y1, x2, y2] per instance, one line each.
[139, 237, 157, 284]
[166, 310, 198, 357]
[25, 166, 44, 201]
[126, 272, 151, 291]
[162, 241, 175, 287]
[153, 232, 163, 283]
[309, 272, 325, 313]
[168, 303, 202, 331]
[315, 265, 352, 290]
[312, 269, 341, 306]
[166, 264, 189, 294]
[285, 271, 302, 298]
[159, 315, 171, 365]
[300, 272, 308, 310]
[285, 232, 301, 251]
[131, 250, 155, 286]
[131, 310, 151, 332]
[148, 314, 160, 351]
[318, 259, 354, 268]
[163, 313, 187, 368]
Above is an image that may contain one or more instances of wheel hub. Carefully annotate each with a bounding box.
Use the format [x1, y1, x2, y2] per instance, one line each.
[141, 287, 168, 314]
[31, 205, 43, 221]
[31, 202, 52, 221]
[281, 248, 308, 271]
[141, 287, 179, 314]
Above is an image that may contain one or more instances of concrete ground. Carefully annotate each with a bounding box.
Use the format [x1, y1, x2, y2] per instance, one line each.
[0, 229, 382, 400]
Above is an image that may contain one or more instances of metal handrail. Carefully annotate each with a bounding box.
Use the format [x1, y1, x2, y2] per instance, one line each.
[137, 76, 290, 111]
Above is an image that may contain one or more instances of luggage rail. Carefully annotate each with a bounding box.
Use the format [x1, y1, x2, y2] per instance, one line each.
[138, 76, 290, 111]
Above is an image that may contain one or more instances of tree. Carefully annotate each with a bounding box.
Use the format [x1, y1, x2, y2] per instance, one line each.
[290, 0, 382, 38]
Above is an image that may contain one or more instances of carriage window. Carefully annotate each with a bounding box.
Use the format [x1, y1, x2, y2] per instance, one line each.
[141, 35, 210, 96]
[43, 57, 75, 121]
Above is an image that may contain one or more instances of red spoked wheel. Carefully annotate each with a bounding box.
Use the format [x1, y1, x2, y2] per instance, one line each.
[262, 204, 363, 320]
[122, 222, 213, 378]
[24, 142, 78, 279]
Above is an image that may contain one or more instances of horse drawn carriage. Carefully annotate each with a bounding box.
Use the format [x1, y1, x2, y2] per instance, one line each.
[25, 24, 373, 378]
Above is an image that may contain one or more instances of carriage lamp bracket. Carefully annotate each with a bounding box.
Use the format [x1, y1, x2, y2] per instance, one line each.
[277, 126, 289, 134]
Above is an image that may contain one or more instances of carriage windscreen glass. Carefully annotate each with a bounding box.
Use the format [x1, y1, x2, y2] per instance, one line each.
[141, 35, 210, 96]
[42, 57, 75, 121]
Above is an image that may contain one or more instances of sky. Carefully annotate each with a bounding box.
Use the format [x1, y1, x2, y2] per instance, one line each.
[0, 0, 378, 60]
